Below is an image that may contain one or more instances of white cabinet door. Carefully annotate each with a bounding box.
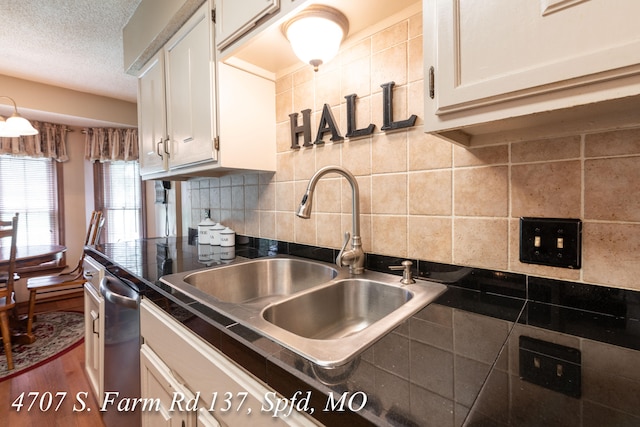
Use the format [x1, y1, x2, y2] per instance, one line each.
[140, 299, 318, 427]
[138, 52, 168, 176]
[424, 0, 640, 146]
[166, 2, 217, 169]
[83, 282, 104, 406]
[141, 344, 197, 427]
[215, 0, 279, 49]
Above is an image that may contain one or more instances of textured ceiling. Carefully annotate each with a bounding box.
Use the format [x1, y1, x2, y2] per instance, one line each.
[0, 0, 141, 103]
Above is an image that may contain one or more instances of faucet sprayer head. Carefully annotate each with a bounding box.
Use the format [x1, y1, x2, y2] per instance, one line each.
[296, 191, 313, 218]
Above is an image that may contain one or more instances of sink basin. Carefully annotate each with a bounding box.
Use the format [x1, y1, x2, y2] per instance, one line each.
[160, 256, 447, 367]
[180, 257, 338, 303]
[263, 279, 412, 340]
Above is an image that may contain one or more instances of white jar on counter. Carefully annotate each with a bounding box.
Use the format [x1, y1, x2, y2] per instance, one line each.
[219, 227, 235, 247]
[209, 223, 225, 246]
[198, 216, 216, 245]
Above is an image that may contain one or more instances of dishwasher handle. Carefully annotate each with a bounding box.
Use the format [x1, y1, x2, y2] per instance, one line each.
[100, 276, 140, 309]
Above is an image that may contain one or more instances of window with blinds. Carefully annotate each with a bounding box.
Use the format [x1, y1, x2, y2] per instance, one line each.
[0, 156, 60, 247]
[95, 161, 143, 243]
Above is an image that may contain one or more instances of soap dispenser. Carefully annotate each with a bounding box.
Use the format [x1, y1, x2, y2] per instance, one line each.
[197, 209, 216, 245]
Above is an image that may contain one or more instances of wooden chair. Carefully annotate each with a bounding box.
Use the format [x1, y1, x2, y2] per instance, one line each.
[0, 213, 19, 370]
[25, 211, 103, 342]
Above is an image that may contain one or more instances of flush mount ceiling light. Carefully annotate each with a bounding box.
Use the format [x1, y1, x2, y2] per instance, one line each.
[283, 5, 349, 72]
[0, 96, 39, 137]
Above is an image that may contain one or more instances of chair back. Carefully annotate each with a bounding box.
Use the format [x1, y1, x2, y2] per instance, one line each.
[0, 213, 19, 297]
[70, 211, 102, 275]
[86, 211, 103, 246]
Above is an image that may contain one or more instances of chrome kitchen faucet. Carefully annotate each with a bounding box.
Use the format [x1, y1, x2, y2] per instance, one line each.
[296, 165, 365, 274]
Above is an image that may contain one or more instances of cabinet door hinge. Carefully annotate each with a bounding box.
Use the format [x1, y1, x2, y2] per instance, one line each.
[214, 136, 219, 151]
[211, 8, 216, 23]
[428, 66, 435, 99]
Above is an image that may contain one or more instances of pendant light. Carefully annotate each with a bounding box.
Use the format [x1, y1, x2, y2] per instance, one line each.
[283, 5, 349, 72]
[0, 96, 39, 137]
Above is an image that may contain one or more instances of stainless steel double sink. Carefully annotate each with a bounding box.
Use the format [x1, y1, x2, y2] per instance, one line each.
[160, 256, 447, 367]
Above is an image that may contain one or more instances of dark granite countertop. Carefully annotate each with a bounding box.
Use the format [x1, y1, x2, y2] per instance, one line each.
[87, 237, 640, 427]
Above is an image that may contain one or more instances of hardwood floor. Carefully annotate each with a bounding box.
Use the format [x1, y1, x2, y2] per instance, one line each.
[1, 294, 106, 426]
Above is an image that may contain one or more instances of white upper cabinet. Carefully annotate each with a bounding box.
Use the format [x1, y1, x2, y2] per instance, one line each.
[138, 53, 168, 176]
[423, 0, 640, 146]
[165, 4, 217, 169]
[133, 0, 276, 179]
[215, 0, 279, 50]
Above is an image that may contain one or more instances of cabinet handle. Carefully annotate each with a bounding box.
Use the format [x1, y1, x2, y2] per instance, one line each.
[428, 66, 435, 99]
[164, 138, 170, 157]
[90, 310, 99, 337]
[156, 139, 164, 158]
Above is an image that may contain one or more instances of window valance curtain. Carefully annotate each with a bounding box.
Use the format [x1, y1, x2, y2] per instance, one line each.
[84, 127, 139, 162]
[0, 121, 69, 162]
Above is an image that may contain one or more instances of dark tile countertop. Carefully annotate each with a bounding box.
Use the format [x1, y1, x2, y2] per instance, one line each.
[86, 237, 640, 427]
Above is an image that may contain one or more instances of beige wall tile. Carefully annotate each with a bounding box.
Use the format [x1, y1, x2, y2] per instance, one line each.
[372, 174, 407, 215]
[583, 222, 640, 290]
[408, 35, 423, 83]
[372, 43, 408, 91]
[372, 215, 407, 257]
[293, 80, 314, 115]
[275, 73, 292, 95]
[341, 56, 371, 98]
[409, 12, 423, 38]
[585, 128, 640, 157]
[585, 157, 640, 222]
[409, 170, 452, 216]
[372, 20, 408, 53]
[511, 161, 581, 218]
[276, 122, 292, 153]
[512, 136, 581, 163]
[315, 178, 341, 213]
[294, 214, 316, 245]
[408, 80, 424, 126]
[258, 211, 275, 239]
[293, 66, 314, 87]
[454, 144, 508, 167]
[275, 181, 295, 212]
[372, 131, 408, 174]
[276, 211, 293, 242]
[409, 130, 452, 171]
[342, 176, 372, 215]
[317, 213, 342, 248]
[315, 142, 342, 171]
[342, 137, 372, 176]
[454, 218, 508, 270]
[275, 88, 292, 123]
[408, 216, 452, 263]
[276, 152, 294, 182]
[455, 166, 508, 217]
[293, 149, 316, 181]
[339, 38, 371, 65]
[315, 69, 341, 110]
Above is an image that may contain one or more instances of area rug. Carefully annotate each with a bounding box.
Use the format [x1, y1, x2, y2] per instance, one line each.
[0, 311, 84, 381]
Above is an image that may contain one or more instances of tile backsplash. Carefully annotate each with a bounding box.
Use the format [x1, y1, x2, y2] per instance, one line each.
[188, 11, 640, 292]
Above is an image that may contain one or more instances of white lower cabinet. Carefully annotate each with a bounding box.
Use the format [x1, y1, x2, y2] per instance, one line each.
[83, 257, 105, 406]
[140, 299, 319, 426]
[141, 344, 205, 427]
